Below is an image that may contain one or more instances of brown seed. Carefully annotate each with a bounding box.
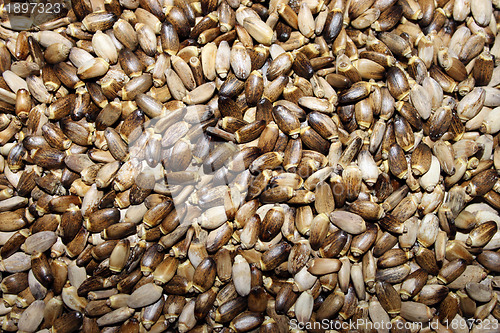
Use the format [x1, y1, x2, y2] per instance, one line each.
[400, 302, 434, 322]
[415, 246, 440, 275]
[235, 120, 266, 143]
[330, 211, 367, 235]
[272, 105, 300, 137]
[466, 221, 497, 247]
[467, 169, 499, 196]
[376, 280, 401, 316]
[192, 257, 216, 292]
[386, 66, 410, 100]
[378, 249, 410, 269]
[259, 205, 285, 242]
[477, 251, 500, 272]
[52, 311, 84, 333]
[308, 111, 338, 140]
[323, 8, 343, 44]
[350, 223, 378, 257]
[31, 251, 54, 288]
[245, 70, 263, 106]
[338, 81, 373, 104]
[388, 144, 408, 179]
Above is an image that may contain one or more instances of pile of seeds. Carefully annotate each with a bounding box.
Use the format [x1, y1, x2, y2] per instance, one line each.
[2, 0, 500, 331]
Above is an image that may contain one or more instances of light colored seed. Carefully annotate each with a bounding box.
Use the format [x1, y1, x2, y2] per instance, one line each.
[127, 283, 163, 308]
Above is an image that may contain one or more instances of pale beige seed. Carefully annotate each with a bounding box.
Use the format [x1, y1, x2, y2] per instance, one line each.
[23, 231, 57, 254]
[298, 96, 334, 113]
[294, 266, 317, 291]
[449, 27, 472, 58]
[17, 300, 45, 332]
[243, 17, 274, 45]
[26, 75, 52, 104]
[419, 156, 441, 192]
[483, 86, 500, 107]
[368, 297, 391, 332]
[329, 211, 367, 234]
[215, 41, 231, 79]
[178, 300, 197, 333]
[0, 251, 30, 272]
[3, 70, 28, 93]
[351, 263, 365, 300]
[357, 149, 380, 186]
[235, 6, 261, 26]
[298, 3, 315, 38]
[69, 47, 95, 68]
[338, 257, 351, 293]
[295, 290, 314, 324]
[61, 286, 87, 311]
[96, 307, 135, 326]
[232, 254, 251, 296]
[127, 283, 163, 308]
[417, 213, 440, 247]
[165, 68, 187, 101]
[481, 106, 500, 133]
[197, 206, 228, 229]
[35, 30, 73, 48]
[458, 87, 486, 120]
[67, 262, 87, 289]
[230, 42, 252, 80]
[77, 58, 109, 80]
[183, 82, 216, 105]
[92, 31, 118, 64]
[454, 0, 471, 21]
[201, 42, 217, 81]
[471, 0, 492, 26]
[409, 84, 431, 119]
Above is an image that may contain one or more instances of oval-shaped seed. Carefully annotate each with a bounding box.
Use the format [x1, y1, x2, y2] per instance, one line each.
[127, 283, 163, 308]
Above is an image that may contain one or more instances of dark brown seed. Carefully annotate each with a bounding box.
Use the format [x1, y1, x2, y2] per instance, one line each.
[323, 9, 343, 43]
[235, 120, 266, 143]
[260, 206, 285, 242]
[215, 297, 247, 322]
[245, 71, 263, 106]
[388, 144, 408, 179]
[338, 81, 373, 104]
[193, 257, 216, 292]
[52, 311, 84, 333]
[32, 251, 54, 288]
[437, 259, 467, 284]
[386, 66, 410, 100]
[376, 280, 401, 316]
[293, 52, 314, 79]
[272, 105, 300, 137]
[467, 169, 499, 196]
[411, 143, 432, 176]
[415, 246, 440, 275]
